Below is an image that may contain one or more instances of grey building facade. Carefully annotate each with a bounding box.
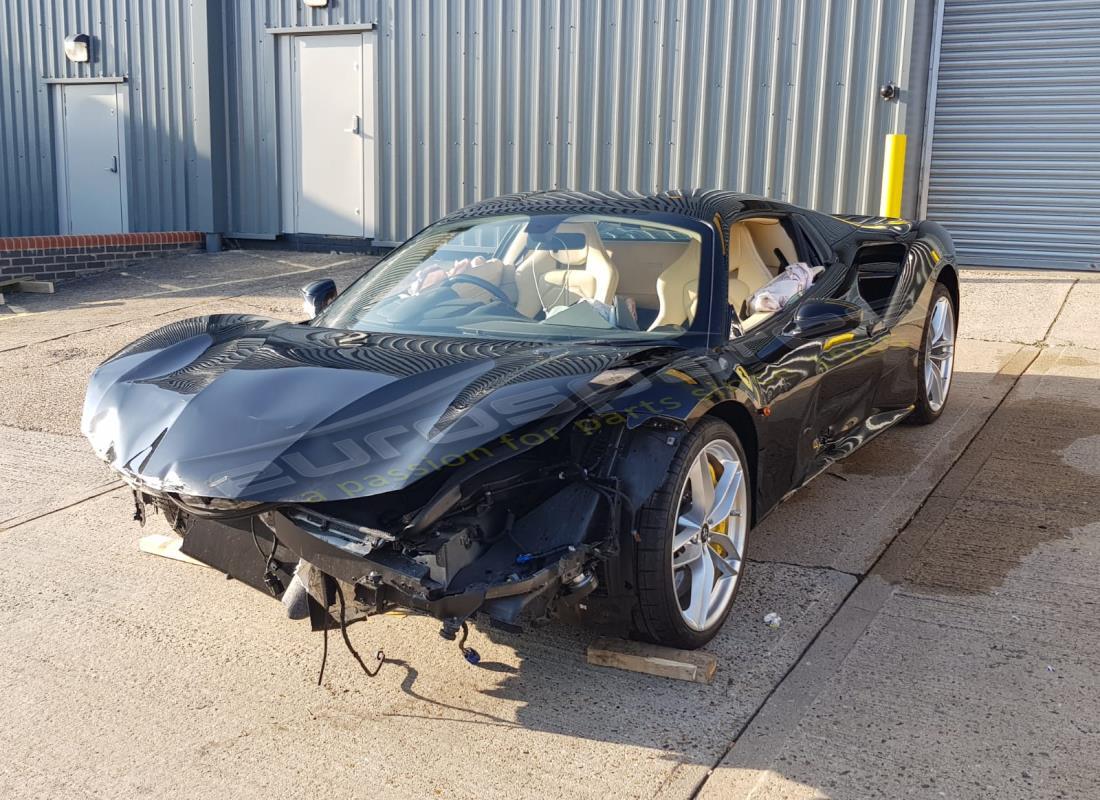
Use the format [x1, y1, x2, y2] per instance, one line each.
[2, 1, 1097, 269]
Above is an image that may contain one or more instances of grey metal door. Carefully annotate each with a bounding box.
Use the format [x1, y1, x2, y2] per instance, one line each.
[290, 33, 370, 237]
[60, 83, 125, 234]
[925, 0, 1100, 270]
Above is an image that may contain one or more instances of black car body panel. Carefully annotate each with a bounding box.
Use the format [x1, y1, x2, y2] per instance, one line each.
[83, 190, 957, 637]
[83, 316, 671, 503]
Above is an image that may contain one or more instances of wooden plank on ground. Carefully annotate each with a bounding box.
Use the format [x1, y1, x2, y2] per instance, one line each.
[587, 637, 718, 684]
[138, 533, 207, 567]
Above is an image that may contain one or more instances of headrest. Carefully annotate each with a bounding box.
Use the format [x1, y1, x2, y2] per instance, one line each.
[552, 244, 589, 266]
[746, 217, 780, 226]
[551, 222, 591, 266]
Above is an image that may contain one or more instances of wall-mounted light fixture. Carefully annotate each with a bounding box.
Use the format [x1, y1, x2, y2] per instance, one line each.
[63, 33, 91, 63]
[303, 0, 330, 7]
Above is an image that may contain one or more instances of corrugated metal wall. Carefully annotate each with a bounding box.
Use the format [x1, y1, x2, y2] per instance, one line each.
[1, 1, 53, 235]
[0, 0, 200, 235]
[375, 0, 917, 243]
[224, 0, 920, 243]
[5, 1, 924, 241]
[926, 0, 1100, 270]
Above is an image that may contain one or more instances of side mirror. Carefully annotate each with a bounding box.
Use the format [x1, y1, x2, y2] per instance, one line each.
[790, 300, 863, 339]
[301, 278, 337, 318]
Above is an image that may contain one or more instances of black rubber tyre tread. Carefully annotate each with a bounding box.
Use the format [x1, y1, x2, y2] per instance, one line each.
[632, 418, 748, 650]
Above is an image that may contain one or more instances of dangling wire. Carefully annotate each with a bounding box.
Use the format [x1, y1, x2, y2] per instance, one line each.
[317, 616, 330, 686]
[315, 580, 386, 686]
[336, 582, 386, 677]
[250, 516, 284, 596]
[456, 621, 481, 665]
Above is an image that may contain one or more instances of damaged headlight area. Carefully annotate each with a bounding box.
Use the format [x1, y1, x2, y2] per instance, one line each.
[134, 422, 668, 644]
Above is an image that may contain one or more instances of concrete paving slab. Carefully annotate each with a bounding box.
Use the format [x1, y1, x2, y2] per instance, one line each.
[751, 339, 1033, 574]
[0, 250, 375, 353]
[0, 425, 116, 522]
[1046, 280, 1100, 350]
[0, 490, 852, 800]
[698, 346, 1100, 800]
[957, 270, 1078, 345]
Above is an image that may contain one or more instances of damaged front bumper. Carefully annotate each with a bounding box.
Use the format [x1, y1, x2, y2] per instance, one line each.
[158, 477, 612, 634]
[269, 504, 598, 627]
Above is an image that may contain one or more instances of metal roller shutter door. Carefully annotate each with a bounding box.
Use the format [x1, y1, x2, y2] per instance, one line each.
[926, 0, 1100, 270]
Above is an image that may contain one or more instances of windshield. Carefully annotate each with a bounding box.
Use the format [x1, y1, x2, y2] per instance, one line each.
[315, 214, 706, 342]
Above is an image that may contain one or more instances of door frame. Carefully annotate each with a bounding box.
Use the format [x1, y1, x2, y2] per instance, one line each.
[50, 79, 130, 234]
[916, 0, 946, 219]
[275, 29, 377, 238]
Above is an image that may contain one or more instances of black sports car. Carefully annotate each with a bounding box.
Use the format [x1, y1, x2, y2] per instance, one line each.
[82, 190, 958, 654]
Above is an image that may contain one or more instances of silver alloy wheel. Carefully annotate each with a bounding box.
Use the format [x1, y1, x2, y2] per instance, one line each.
[671, 440, 749, 631]
[924, 295, 956, 412]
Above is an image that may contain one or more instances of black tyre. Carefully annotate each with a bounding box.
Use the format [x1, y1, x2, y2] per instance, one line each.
[633, 418, 750, 649]
[907, 282, 957, 425]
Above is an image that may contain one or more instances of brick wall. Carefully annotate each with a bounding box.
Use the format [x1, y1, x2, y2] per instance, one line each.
[0, 232, 203, 284]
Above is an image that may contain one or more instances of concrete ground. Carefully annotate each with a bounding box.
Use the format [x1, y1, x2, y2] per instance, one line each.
[0, 252, 1097, 799]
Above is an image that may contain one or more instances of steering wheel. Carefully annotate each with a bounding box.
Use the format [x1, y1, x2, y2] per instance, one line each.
[439, 274, 513, 305]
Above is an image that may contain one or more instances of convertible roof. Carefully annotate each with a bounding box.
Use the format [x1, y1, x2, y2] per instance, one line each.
[437, 189, 907, 249]
[438, 189, 754, 226]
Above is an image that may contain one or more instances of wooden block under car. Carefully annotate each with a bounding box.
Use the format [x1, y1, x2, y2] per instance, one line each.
[586, 637, 718, 684]
[138, 533, 207, 567]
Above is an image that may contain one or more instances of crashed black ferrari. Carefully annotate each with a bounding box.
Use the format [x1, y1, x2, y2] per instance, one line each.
[82, 190, 958, 657]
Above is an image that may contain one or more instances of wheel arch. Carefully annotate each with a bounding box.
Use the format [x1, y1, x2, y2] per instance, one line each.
[936, 262, 960, 315]
[703, 400, 760, 525]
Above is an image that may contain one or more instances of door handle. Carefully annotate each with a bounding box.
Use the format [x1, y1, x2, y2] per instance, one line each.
[105, 156, 118, 173]
[343, 115, 361, 135]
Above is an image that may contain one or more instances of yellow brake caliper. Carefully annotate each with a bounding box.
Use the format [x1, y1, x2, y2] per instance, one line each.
[707, 461, 729, 557]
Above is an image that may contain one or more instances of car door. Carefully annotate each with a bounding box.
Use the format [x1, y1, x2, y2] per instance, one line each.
[719, 211, 859, 509]
[807, 235, 887, 439]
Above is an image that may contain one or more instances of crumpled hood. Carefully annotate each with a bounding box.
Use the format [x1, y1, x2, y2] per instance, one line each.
[82, 314, 656, 502]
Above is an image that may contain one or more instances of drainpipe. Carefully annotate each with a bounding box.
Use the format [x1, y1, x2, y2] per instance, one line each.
[188, 0, 228, 248]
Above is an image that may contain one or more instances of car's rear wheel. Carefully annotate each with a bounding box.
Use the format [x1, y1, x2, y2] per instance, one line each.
[908, 282, 957, 425]
[633, 419, 750, 649]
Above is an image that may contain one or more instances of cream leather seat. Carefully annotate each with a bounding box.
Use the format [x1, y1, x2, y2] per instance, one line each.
[735, 219, 806, 330]
[515, 222, 618, 317]
[649, 239, 701, 329]
[650, 222, 776, 330]
[744, 217, 798, 270]
[728, 222, 775, 297]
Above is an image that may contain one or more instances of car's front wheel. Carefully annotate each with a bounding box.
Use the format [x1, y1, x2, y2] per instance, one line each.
[633, 418, 750, 649]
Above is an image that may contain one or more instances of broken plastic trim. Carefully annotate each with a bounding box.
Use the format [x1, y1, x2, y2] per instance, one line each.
[170, 493, 277, 519]
[284, 506, 396, 557]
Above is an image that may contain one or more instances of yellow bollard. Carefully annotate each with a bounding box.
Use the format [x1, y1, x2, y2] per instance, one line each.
[879, 133, 906, 218]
